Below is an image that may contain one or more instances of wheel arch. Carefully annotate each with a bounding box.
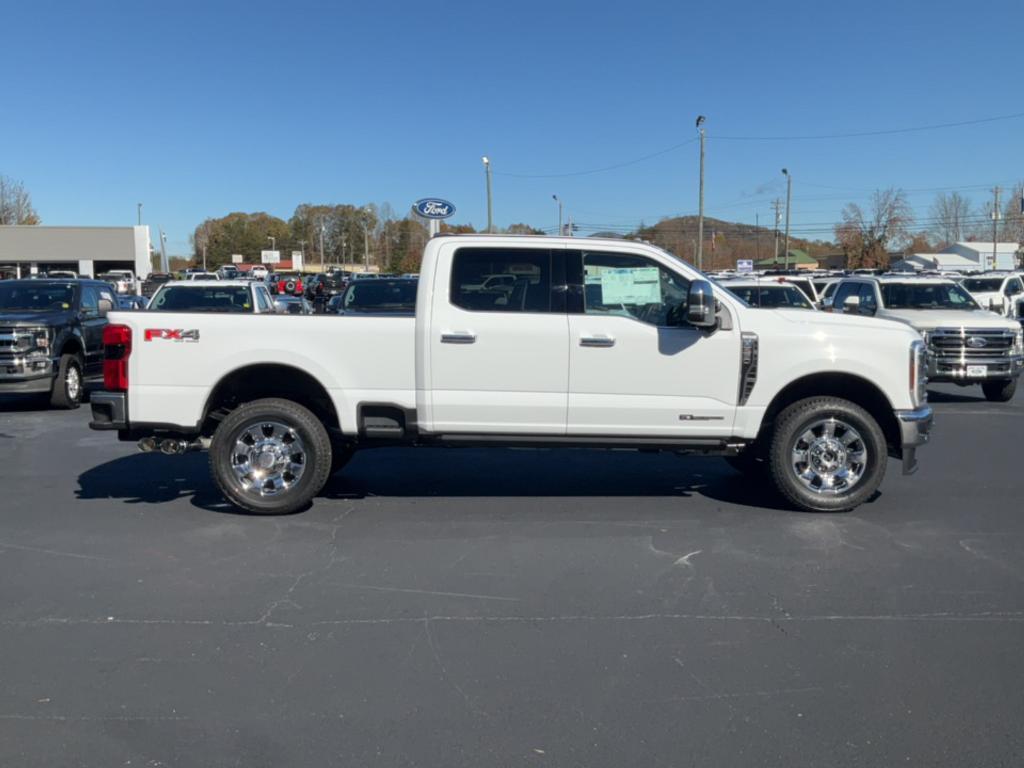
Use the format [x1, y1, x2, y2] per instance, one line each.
[761, 372, 901, 457]
[200, 363, 340, 438]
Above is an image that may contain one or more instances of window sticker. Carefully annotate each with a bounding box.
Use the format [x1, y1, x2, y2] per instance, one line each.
[598, 267, 660, 304]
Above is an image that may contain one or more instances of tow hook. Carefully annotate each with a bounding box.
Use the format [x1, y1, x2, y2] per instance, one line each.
[137, 437, 204, 455]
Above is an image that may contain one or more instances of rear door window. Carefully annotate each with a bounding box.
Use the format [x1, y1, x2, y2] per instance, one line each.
[451, 249, 553, 313]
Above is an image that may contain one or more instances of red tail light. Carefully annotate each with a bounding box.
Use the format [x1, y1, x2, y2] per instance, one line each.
[103, 324, 132, 391]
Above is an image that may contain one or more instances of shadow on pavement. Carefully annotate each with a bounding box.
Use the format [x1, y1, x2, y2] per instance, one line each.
[74, 445, 796, 513]
[926, 387, 989, 404]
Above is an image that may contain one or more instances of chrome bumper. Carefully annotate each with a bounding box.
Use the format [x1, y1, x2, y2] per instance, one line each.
[927, 353, 1024, 381]
[0, 354, 56, 391]
[895, 406, 933, 475]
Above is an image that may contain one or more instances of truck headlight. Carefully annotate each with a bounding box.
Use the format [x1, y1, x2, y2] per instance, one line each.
[910, 339, 927, 407]
[13, 328, 49, 353]
[1014, 328, 1023, 355]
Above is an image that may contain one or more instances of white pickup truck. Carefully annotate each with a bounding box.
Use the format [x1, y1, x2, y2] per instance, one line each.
[89, 235, 933, 515]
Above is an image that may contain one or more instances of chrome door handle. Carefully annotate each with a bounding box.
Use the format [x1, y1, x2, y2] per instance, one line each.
[441, 332, 476, 344]
[580, 335, 615, 348]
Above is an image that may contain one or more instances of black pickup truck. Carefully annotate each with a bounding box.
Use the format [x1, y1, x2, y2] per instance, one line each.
[0, 279, 116, 408]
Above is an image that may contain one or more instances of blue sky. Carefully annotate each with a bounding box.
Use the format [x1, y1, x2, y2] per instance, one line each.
[3, 0, 1022, 256]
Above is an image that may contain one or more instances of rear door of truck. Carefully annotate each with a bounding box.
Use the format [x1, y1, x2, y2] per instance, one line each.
[426, 244, 569, 434]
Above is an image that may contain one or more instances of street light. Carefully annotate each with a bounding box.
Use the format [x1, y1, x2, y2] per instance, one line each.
[552, 194, 563, 235]
[782, 168, 792, 270]
[482, 156, 494, 233]
[696, 115, 706, 270]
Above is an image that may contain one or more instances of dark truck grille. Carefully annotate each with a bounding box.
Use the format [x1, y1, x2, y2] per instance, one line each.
[0, 328, 31, 353]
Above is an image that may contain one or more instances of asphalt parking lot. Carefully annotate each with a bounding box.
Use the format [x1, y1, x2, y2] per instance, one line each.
[0, 384, 1022, 767]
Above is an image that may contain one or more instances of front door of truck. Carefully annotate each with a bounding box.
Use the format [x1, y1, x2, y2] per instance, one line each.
[427, 246, 569, 434]
[566, 250, 740, 437]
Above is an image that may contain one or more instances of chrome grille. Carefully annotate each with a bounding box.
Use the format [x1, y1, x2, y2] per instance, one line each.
[928, 328, 1014, 359]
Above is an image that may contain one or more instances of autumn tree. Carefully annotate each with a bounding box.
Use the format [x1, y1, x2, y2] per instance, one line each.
[0, 174, 40, 224]
[835, 188, 914, 270]
[928, 191, 971, 246]
[191, 212, 291, 267]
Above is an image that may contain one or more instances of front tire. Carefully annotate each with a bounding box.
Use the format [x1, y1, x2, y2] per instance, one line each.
[981, 378, 1017, 402]
[768, 397, 887, 513]
[210, 398, 332, 515]
[49, 353, 83, 409]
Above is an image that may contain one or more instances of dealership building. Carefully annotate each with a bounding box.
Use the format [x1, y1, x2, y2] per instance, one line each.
[0, 225, 152, 280]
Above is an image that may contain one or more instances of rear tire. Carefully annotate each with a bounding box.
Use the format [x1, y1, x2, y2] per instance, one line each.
[49, 353, 83, 410]
[981, 378, 1016, 402]
[768, 397, 887, 513]
[210, 398, 332, 515]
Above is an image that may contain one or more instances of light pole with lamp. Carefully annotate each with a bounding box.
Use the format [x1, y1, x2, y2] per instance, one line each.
[553, 194, 563, 235]
[482, 156, 494, 233]
[696, 115, 706, 270]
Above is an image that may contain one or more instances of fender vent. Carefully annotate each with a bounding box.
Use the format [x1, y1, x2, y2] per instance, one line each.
[739, 332, 758, 406]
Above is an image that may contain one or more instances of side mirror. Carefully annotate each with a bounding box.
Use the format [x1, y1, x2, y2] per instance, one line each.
[842, 295, 861, 314]
[97, 298, 113, 317]
[685, 279, 717, 328]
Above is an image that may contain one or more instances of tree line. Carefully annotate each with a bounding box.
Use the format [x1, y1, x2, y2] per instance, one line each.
[191, 205, 543, 274]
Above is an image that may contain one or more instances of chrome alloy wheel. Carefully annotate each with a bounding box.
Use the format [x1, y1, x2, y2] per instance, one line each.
[229, 421, 307, 497]
[790, 418, 867, 495]
[66, 364, 81, 402]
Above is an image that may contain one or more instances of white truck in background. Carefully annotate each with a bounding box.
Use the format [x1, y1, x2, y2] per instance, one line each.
[89, 235, 933, 515]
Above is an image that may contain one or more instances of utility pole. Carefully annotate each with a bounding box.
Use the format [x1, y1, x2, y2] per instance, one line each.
[772, 199, 783, 261]
[363, 222, 370, 270]
[136, 203, 142, 226]
[298, 240, 307, 272]
[482, 156, 494, 233]
[696, 115, 706, 271]
[267, 236, 276, 252]
[992, 186, 1002, 270]
[755, 213, 760, 261]
[782, 168, 792, 269]
[553, 194, 563, 235]
[319, 222, 326, 271]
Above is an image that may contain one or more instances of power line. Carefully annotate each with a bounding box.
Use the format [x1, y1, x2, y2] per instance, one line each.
[711, 111, 1024, 141]
[491, 138, 698, 179]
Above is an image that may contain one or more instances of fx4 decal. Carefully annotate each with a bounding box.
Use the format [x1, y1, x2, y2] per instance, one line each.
[144, 329, 201, 343]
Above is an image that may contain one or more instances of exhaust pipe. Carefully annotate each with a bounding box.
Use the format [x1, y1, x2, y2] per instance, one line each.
[160, 439, 188, 455]
[138, 437, 204, 455]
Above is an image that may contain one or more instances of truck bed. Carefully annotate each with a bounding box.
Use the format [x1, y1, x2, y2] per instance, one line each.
[111, 312, 416, 432]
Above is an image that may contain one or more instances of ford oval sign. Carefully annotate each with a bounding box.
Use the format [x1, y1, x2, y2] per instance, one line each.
[414, 198, 455, 220]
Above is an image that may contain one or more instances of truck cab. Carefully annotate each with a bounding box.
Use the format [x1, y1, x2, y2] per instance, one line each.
[0, 278, 117, 408]
[89, 236, 933, 515]
[958, 271, 1024, 319]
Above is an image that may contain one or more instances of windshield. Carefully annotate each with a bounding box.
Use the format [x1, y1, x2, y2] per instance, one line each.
[342, 280, 417, 312]
[0, 282, 75, 311]
[149, 286, 253, 312]
[880, 282, 979, 310]
[725, 284, 814, 309]
[961, 277, 1004, 293]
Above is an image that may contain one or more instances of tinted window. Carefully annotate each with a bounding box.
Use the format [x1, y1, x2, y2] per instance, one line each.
[0, 283, 76, 311]
[81, 286, 100, 316]
[728, 285, 813, 309]
[1005, 279, 1023, 297]
[149, 286, 254, 312]
[858, 283, 878, 311]
[583, 252, 690, 326]
[787, 279, 816, 302]
[962, 278, 1005, 292]
[451, 249, 552, 313]
[255, 288, 272, 313]
[341, 280, 418, 313]
[880, 282, 978, 310]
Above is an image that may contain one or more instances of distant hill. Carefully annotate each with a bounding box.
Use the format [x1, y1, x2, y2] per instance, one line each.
[630, 215, 835, 270]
